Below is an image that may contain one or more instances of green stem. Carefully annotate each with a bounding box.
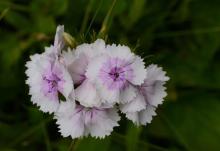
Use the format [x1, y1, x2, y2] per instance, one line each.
[68, 139, 77, 151]
[98, 0, 117, 39]
[42, 123, 52, 151]
[80, 0, 95, 34]
[85, 0, 103, 38]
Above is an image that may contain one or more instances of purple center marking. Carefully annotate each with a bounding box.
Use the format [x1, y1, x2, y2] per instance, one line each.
[99, 57, 134, 90]
[41, 64, 64, 100]
[43, 73, 61, 93]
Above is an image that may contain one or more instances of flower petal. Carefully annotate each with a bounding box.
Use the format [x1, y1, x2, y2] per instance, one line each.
[142, 64, 169, 107]
[145, 64, 169, 85]
[129, 56, 146, 85]
[54, 25, 65, 51]
[86, 108, 120, 138]
[85, 55, 108, 81]
[55, 103, 85, 139]
[75, 39, 106, 59]
[61, 48, 75, 66]
[75, 79, 101, 107]
[120, 91, 146, 113]
[144, 82, 167, 107]
[125, 105, 156, 126]
[53, 61, 73, 100]
[106, 44, 134, 60]
[68, 53, 88, 84]
[97, 81, 120, 104]
[119, 84, 137, 104]
[55, 101, 75, 117]
[139, 105, 157, 125]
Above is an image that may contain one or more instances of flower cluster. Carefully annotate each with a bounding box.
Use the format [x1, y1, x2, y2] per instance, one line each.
[25, 25, 169, 139]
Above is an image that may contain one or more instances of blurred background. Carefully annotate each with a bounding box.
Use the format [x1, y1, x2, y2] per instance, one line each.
[0, 0, 220, 151]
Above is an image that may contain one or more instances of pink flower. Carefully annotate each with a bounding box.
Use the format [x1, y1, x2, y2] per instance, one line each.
[120, 64, 169, 125]
[62, 39, 106, 107]
[25, 25, 170, 138]
[86, 44, 147, 104]
[55, 101, 120, 138]
[25, 54, 73, 113]
[25, 25, 73, 113]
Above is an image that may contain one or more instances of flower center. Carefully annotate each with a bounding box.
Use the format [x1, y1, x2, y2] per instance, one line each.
[43, 73, 61, 93]
[99, 57, 133, 90]
[109, 67, 123, 81]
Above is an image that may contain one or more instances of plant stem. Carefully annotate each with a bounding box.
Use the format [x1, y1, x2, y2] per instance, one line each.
[98, 0, 117, 39]
[85, 0, 103, 38]
[80, 0, 95, 34]
[68, 139, 77, 151]
[42, 122, 52, 151]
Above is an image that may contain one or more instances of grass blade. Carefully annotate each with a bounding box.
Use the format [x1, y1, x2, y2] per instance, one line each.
[98, 0, 117, 39]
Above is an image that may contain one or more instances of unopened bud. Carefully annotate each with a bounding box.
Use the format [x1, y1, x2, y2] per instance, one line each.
[63, 32, 76, 48]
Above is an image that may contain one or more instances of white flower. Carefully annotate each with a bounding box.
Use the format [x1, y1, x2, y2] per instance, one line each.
[86, 44, 147, 104]
[55, 101, 120, 139]
[120, 64, 169, 125]
[25, 25, 74, 113]
[25, 29, 170, 137]
[25, 54, 73, 113]
[62, 39, 106, 107]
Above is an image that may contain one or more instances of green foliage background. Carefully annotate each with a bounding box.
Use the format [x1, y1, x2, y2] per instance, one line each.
[0, 0, 220, 150]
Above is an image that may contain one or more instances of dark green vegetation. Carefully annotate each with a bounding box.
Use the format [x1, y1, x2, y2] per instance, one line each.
[0, 0, 220, 150]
